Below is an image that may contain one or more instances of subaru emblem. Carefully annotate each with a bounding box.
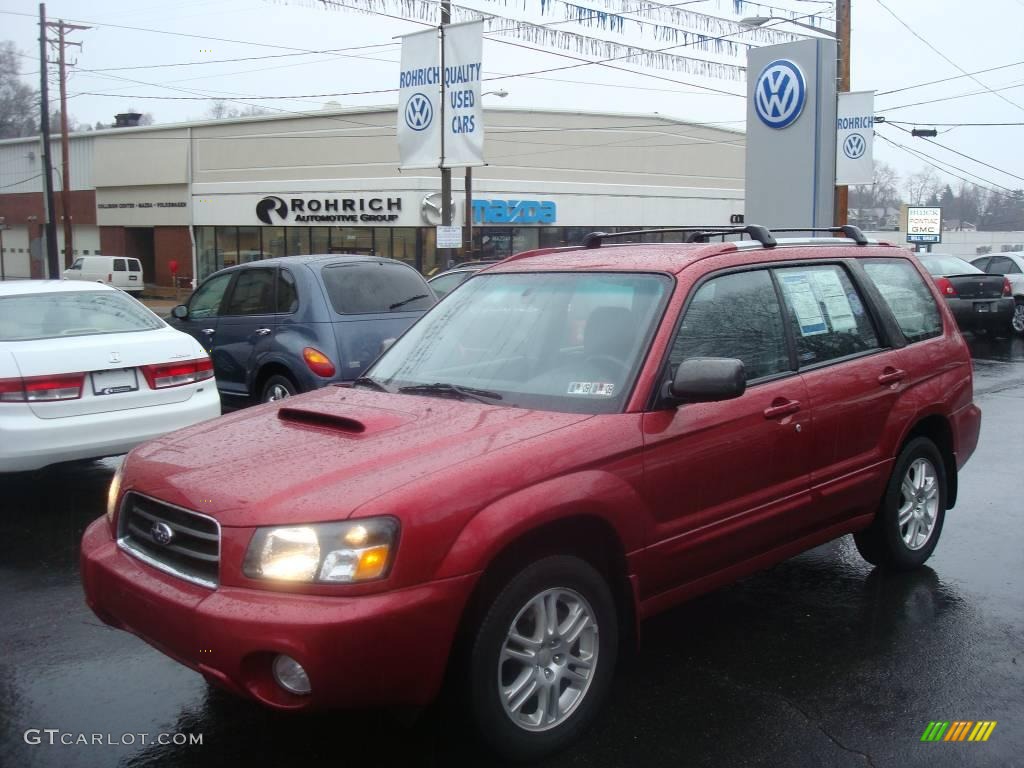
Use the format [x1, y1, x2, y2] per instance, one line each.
[151, 521, 174, 546]
[109, 351, 121, 364]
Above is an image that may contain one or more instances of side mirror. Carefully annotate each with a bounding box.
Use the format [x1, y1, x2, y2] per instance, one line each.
[171, 304, 189, 319]
[668, 357, 747, 404]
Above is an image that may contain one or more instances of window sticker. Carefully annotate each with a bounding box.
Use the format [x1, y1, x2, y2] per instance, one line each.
[810, 270, 857, 332]
[567, 382, 615, 396]
[780, 273, 827, 336]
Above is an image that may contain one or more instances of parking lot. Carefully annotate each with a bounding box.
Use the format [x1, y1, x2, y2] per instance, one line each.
[1, 334, 1021, 768]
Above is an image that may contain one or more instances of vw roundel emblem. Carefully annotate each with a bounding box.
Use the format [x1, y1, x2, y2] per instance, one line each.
[754, 59, 807, 129]
[843, 132, 867, 160]
[404, 92, 433, 132]
[151, 521, 174, 547]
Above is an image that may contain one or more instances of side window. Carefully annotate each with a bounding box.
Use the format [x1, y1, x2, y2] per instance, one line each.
[276, 268, 299, 313]
[990, 256, 1018, 274]
[671, 269, 791, 381]
[69, 259, 83, 270]
[972, 257, 991, 272]
[113, 258, 127, 272]
[188, 272, 234, 319]
[862, 258, 942, 343]
[222, 268, 277, 316]
[1008, 259, 1023, 275]
[129, 259, 141, 272]
[774, 264, 879, 365]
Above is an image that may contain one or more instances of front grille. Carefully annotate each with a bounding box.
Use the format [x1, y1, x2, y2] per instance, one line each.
[118, 492, 220, 588]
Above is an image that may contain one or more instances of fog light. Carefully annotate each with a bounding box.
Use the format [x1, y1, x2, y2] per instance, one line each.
[272, 654, 311, 695]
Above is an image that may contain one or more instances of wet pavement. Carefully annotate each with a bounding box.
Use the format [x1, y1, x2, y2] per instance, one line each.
[1, 335, 1021, 768]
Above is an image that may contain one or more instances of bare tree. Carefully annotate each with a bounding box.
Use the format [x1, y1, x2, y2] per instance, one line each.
[205, 99, 268, 119]
[905, 167, 943, 205]
[0, 41, 38, 138]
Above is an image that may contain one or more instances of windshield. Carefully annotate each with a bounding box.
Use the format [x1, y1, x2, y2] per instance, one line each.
[367, 272, 671, 414]
[0, 290, 164, 341]
[917, 254, 981, 276]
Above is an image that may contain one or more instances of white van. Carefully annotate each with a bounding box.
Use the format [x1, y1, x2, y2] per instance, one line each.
[63, 256, 144, 294]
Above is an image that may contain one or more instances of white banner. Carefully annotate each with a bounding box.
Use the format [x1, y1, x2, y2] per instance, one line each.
[836, 90, 874, 185]
[442, 21, 485, 168]
[397, 28, 441, 170]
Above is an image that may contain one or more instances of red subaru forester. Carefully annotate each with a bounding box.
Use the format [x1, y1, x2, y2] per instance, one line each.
[82, 226, 981, 761]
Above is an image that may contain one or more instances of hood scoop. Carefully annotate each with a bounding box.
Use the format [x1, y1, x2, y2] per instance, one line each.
[277, 403, 413, 436]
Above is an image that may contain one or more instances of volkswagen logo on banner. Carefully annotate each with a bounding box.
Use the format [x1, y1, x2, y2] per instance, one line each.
[754, 59, 807, 129]
[843, 132, 866, 160]
[256, 195, 288, 225]
[404, 93, 433, 132]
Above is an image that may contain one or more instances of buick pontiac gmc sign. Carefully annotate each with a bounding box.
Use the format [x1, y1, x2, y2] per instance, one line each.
[255, 196, 402, 225]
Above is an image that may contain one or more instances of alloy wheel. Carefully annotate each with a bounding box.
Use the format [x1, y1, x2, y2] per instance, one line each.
[265, 384, 291, 401]
[1012, 302, 1024, 334]
[898, 457, 940, 550]
[498, 587, 599, 732]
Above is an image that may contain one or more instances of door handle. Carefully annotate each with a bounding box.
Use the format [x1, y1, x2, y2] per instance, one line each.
[877, 367, 907, 386]
[201, 328, 215, 335]
[763, 399, 801, 419]
[254, 328, 272, 337]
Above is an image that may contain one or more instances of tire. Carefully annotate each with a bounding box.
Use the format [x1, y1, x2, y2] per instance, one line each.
[259, 374, 297, 403]
[1013, 298, 1024, 336]
[468, 555, 618, 762]
[854, 437, 946, 571]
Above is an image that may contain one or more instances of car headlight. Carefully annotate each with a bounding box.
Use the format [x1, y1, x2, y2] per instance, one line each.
[243, 518, 399, 584]
[106, 461, 125, 525]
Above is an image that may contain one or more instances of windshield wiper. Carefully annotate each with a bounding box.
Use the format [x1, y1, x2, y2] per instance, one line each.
[388, 294, 430, 310]
[398, 382, 503, 403]
[351, 376, 391, 392]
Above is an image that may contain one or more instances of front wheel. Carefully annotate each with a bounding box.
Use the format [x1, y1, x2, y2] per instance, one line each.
[1012, 298, 1024, 336]
[854, 437, 946, 570]
[260, 374, 297, 403]
[468, 556, 618, 762]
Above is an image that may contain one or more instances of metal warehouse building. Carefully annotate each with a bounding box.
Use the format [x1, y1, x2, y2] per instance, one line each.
[0, 106, 745, 286]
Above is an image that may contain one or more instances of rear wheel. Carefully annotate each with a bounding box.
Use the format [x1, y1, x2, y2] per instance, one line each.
[1013, 298, 1024, 336]
[468, 556, 617, 762]
[854, 437, 946, 570]
[260, 374, 297, 403]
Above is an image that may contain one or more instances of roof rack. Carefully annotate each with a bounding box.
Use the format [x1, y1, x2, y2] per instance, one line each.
[581, 226, 777, 249]
[769, 225, 869, 245]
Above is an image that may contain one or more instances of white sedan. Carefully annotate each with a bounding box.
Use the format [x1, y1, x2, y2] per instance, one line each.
[0, 281, 221, 472]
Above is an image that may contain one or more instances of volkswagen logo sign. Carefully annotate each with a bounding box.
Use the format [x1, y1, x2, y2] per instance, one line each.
[256, 195, 288, 225]
[843, 132, 867, 160]
[151, 521, 174, 547]
[754, 59, 806, 129]
[404, 93, 433, 132]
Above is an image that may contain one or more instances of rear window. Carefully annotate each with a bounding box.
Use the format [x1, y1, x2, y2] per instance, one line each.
[321, 261, 435, 314]
[0, 291, 163, 341]
[917, 254, 981, 276]
[863, 259, 943, 342]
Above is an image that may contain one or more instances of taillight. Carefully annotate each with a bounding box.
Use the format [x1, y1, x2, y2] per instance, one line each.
[141, 357, 214, 389]
[0, 373, 84, 402]
[935, 277, 958, 296]
[303, 347, 336, 378]
[1003, 278, 1012, 297]
[107, 273, 112, 282]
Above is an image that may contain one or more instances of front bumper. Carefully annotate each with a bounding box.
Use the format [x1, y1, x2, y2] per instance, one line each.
[0, 385, 220, 473]
[946, 296, 1014, 331]
[80, 518, 477, 710]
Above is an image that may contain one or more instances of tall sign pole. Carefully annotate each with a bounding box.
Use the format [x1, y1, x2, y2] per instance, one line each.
[38, 3, 60, 279]
[439, 0, 452, 270]
[834, 0, 851, 226]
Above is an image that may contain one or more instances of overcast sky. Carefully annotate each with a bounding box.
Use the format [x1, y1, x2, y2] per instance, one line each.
[2, 0, 1022, 195]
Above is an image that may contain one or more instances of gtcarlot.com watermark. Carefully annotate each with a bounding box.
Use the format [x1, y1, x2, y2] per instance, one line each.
[24, 729, 203, 747]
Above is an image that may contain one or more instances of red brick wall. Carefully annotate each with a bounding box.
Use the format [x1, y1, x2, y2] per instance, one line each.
[100, 227, 126, 258]
[0, 190, 95, 226]
[154, 226, 193, 286]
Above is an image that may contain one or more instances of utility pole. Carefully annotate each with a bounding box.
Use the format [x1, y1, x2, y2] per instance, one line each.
[38, 3, 59, 279]
[834, 0, 851, 226]
[46, 17, 89, 268]
[439, 0, 452, 270]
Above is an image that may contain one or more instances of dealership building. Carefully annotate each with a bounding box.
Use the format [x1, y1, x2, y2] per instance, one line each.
[0, 106, 745, 286]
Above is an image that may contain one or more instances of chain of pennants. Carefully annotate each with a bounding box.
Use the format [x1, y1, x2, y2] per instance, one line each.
[296, 0, 835, 79]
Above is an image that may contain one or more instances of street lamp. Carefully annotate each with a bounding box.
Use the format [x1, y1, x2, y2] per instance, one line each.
[464, 89, 510, 258]
[741, 3, 850, 226]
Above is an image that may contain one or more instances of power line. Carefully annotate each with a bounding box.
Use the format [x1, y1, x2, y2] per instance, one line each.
[879, 79, 1024, 112]
[876, 59, 1024, 97]
[883, 120, 1024, 127]
[0, 174, 42, 190]
[887, 123, 1024, 184]
[873, 0, 1024, 115]
[876, 130, 1019, 196]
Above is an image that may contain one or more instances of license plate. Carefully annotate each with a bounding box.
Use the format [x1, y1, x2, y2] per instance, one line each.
[92, 368, 139, 395]
[129, 275, 138, 281]
[975, 303, 991, 313]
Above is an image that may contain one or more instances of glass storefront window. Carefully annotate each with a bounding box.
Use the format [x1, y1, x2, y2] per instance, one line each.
[538, 227, 562, 249]
[310, 227, 329, 255]
[329, 227, 373, 254]
[287, 227, 310, 256]
[237, 226, 262, 263]
[195, 227, 218, 278]
[512, 228, 539, 254]
[261, 227, 285, 258]
[217, 227, 239, 268]
[421, 227, 439, 275]
[372, 229, 393, 260]
[391, 228, 417, 269]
